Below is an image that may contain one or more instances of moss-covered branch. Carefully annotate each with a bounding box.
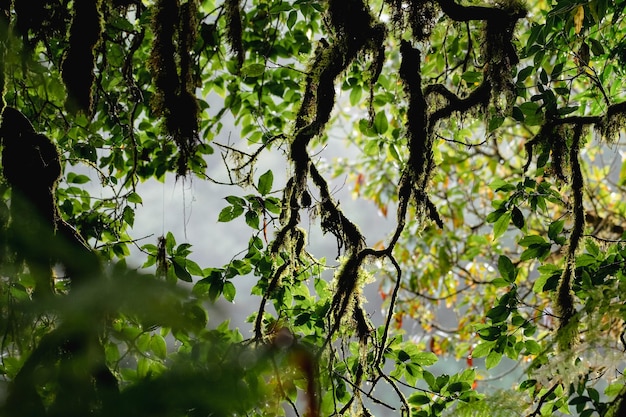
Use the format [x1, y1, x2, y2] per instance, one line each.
[556, 123, 585, 348]
[436, 0, 525, 22]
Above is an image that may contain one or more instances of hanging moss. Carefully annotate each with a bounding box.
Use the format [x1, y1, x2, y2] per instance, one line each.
[293, 38, 329, 132]
[397, 41, 444, 228]
[149, 0, 201, 176]
[365, 25, 386, 123]
[173, 0, 200, 176]
[0, 0, 10, 113]
[14, 0, 47, 44]
[482, 4, 526, 114]
[149, 0, 180, 120]
[0, 0, 10, 41]
[11, 0, 69, 48]
[328, 0, 373, 41]
[387, 0, 438, 41]
[178, 0, 197, 96]
[524, 123, 569, 180]
[224, 0, 244, 69]
[597, 101, 626, 142]
[61, 0, 104, 115]
[310, 163, 365, 254]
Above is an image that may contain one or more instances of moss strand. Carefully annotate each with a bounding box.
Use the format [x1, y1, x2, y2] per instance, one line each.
[61, 0, 104, 115]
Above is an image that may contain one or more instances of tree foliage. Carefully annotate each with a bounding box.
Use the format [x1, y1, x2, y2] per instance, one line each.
[0, 0, 626, 416]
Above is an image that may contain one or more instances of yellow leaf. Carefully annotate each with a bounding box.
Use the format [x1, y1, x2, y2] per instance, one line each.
[574, 5, 584, 34]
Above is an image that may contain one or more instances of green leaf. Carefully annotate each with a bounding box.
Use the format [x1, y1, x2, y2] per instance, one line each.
[575, 254, 598, 267]
[286, 10, 297, 29]
[472, 341, 495, 358]
[487, 305, 510, 322]
[349, 86, 362, 106]
[485, 351, 503, 369]
[165, 232, 176, 254]
[150, 334, 167, 359]
[447, 382, 470, 393]
[358, 118, 377, 137]
[373, 112, 388, 134]
[490, 179, 516, 192]
[414, 352, 438, 366]
[548, 219, 565, 241]
[589, 38, 605, 56]
[172, 257, 193, 282]
[488, 116, 504, 132]
[520, 243, 551, 261]
[223, 281, 236, 302]
[230, 259, 252, 275]
[477, 326, 502, 341]
[461, 70, 482, 83]
[497, 255, 516, 283]
[493, 211, 511, 239]
[242, 63, 265, 77]
[518, 235, 546, 246]
[519, 101, 541, 116]
[245, 210, 260, 229]
[491, 277, 511, 288]
[423, 370, 437, 391]
[585, 240, 601, 257]
[264, 197, 281, 214]
[486, 208, 506, 223]
[397, 350, 410, 362]
[218, 204, 245, 222]
[605, 382, 625, 398]
[258, 170, 273, 196]
[225, 195, 246, 206]
[435, 374, 449, 390]
[511, 206, 525, 229]
[185, 259, 203, 276]
[141, 244, 158, 254]
[122, 205, 135, 227]
[67, 172, 91, 184]
[532, 274, 548, 293]
[524, 340, 541, 355]
[127, 192, 143, 204]
[408, 393, 430, 406]
[517, 66, 534, 81]
[557, 106, 579, 115]
[388, 143, 401, 162]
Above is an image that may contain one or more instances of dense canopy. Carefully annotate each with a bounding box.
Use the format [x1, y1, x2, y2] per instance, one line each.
[0, 0, 625, 416]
